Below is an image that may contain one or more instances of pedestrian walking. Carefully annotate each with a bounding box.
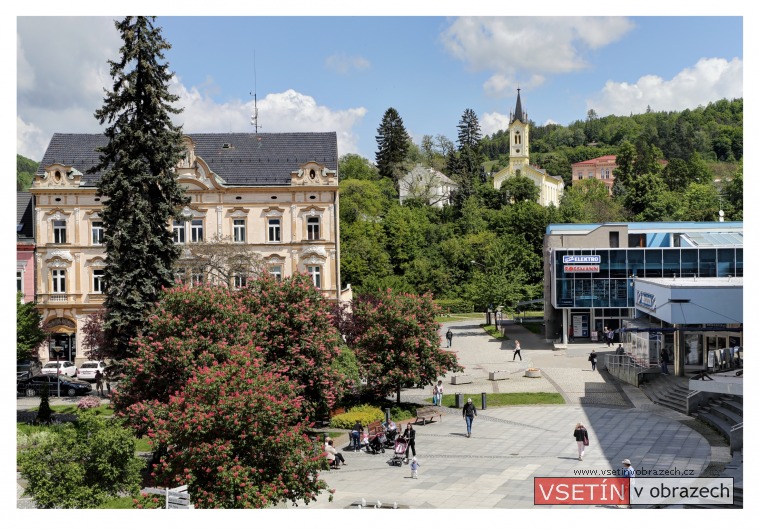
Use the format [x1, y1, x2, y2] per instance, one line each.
[607, 328, 614, 347]
[619, 458, 636, 507]
[432, 384, 439, 406]
[588, 350, 598, 371]
[403, 423, 416, 462]
[434, 380, 444, 406]
[660, 347, 670, 375]
[616, 344, 625, 355]
[573, 422, 589, 461]
[568, 325, 574, 343]
[445, 329, 453, 348]
[462, 398, 477, 437]
[512, 340, 522, 361]
[410, 457, 420, 479]
[95, 370, 104, 397]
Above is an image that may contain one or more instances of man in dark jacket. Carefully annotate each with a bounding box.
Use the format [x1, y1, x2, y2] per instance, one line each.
[462, 398, 477, 438]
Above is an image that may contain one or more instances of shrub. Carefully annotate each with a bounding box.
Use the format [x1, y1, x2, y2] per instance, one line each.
[329, 404, 385, 429]
[36, 382, 52, 424]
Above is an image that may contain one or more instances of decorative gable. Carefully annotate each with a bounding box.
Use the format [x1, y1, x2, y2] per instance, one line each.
[291, 161, 337, 186]
[35, 164, 83, 188]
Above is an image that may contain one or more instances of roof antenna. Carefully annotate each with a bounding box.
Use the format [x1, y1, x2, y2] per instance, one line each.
[250, 51, 261, 134]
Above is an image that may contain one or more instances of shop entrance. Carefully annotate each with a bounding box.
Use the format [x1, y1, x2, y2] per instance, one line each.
[45, 317, 76, 362]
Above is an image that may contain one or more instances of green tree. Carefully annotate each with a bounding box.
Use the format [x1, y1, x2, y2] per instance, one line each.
[345, 290, 463, 403]
[375, 107, 410, 184]
[36, 382, 52, 424]
[18, 412, 144, 508]
[722, 162, 743, 220]
[677, 182, 721, 221]
[339, 153, 380, 181]
[16, 292, 46, 361]
[558, 179, 624, 223]
[92, 16, 189, 358]
[17, 154, 37, 191]
[498, 174, 540, 203]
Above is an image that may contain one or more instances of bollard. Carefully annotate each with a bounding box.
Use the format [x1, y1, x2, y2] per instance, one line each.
[481, 392, 487, 410]
[455, 392, 462, 409]
[385, 407, 391, 424]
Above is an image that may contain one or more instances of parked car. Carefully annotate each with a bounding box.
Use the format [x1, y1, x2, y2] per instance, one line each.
[76, 360, 107, 381]
[17, 374, 92, 397]
[17, 359, 42, 380]
[41, 361, 77, 377]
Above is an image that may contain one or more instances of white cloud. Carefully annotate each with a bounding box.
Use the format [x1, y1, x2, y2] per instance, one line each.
[171, 83, 367, 156]
[480, 112, 510, 136]
[325, 53, 370, 75]
[588, 57, 743, 117]
[442, 16, 634, 97]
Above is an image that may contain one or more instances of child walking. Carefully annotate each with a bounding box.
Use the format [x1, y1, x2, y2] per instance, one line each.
[410, 457, 420, 479]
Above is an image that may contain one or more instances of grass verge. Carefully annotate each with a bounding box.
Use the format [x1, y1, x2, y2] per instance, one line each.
[481, 324, 509, 341]
[28, 404, 114, 416]
[433, 392, 564, 407]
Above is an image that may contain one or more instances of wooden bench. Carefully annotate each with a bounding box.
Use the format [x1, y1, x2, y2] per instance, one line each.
[367, 421, 384, 437]
[415, 406, 442, 425]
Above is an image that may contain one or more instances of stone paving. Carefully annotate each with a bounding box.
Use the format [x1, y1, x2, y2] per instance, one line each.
[290, 318, 718, 510]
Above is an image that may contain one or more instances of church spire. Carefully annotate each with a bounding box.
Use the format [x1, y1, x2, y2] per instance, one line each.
[513, 88, 524, 123]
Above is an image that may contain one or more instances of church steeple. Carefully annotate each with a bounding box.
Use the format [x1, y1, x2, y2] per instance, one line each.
[513, 88, 524, 123]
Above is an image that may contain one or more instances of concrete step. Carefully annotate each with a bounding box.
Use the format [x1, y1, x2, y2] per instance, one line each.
[703, 404, 742, 426]
[656, 396, 687, 414]
[693, 411, 733, 441]
[717, 398, 743, 418]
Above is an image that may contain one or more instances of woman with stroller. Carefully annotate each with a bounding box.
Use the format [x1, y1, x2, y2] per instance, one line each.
[403, 423, 416, 462]
[350, 421, 362, 452]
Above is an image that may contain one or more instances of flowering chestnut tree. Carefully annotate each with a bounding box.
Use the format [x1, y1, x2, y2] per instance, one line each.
[131, 354, 329, 508]
[346, 289, 463, 403]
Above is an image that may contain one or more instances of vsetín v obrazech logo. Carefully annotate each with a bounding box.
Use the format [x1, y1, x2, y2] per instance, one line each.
[534, 477, 734, 506]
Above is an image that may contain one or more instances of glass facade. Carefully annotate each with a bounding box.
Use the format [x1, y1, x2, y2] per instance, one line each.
[553, 247, 742, 309]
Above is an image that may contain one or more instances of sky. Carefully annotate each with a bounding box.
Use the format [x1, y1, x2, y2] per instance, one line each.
[15, 13, 744, 164]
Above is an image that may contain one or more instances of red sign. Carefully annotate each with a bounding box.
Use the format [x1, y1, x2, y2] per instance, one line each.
[534, 477, 630, 505]
[564, 265, 600, 273]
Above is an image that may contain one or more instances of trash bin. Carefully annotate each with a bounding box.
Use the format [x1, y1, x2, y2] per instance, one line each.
[481, 392, 487, 410]
[454, 393, 462, 409]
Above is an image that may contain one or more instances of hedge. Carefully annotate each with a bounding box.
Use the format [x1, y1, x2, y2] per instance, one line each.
[435, 299, 474, 314]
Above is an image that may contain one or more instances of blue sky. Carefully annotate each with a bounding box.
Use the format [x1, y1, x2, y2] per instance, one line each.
[16, 13, 744, 163]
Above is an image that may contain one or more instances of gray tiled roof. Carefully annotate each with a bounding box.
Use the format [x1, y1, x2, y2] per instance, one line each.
[17, 191, 34, 241]
[36, 132, 338, 187]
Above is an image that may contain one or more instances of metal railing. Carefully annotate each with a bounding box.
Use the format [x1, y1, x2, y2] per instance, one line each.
[605, 354, 647, 387]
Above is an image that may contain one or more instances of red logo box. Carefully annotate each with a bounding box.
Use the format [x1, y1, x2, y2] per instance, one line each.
[534, 477, 630, 505]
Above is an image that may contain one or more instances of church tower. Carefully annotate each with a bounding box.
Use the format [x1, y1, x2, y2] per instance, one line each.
[508, 88, 529, 176]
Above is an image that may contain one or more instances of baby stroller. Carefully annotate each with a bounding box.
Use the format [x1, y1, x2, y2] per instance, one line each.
[388, 436, 408, 466]
[368, 429, 387, 454]
[382, 421, 399, 448]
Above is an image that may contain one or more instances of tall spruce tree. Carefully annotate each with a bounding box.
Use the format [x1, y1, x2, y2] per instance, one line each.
[91, 16, 188, 358]
[375, 107, 410, 185]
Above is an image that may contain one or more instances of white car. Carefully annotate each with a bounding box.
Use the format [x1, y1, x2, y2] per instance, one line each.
[41, 361, 77, 378]
[76, 360, 107, 381]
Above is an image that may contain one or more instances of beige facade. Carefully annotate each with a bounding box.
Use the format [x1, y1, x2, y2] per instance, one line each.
[32, 133, 348, 364]
[571, 155, 617, 194]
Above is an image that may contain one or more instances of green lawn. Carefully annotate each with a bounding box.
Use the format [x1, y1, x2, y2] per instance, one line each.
[28, 404, 114, 416]
[436, 312, 485, 323]
[481, 324, 509, 341]
[432, 392, 564, 407]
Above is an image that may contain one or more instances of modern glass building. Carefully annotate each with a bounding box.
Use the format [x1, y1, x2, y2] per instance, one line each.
[543, 222, 743, 374]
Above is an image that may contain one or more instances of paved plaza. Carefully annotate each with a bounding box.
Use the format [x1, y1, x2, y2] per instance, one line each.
[292, 318, 720, 510]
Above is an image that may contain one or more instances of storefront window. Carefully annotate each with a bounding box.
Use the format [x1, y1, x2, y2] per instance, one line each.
[592, 279, 610, 307]
[610, 279, 629, 307]
[736, 248, 743, 276]
[596, 250, 610, 278]
[717, 248, 736, 277]
[627, 249, 644, 278]
[574, 279, 592, 307]
[609, 250, 628, 278]
[643, 249, 662, 278]
[680, 249, 698, 277]
[663, 249, 681, 277]
[699, 249, 716, 277]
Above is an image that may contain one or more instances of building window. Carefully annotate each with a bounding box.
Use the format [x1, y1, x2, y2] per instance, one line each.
[268, 218, 281, 242]
[233, 273, 247, 289]
[92, 221, 104, 245]
[269, 265, 282, 281]
[233, 219, 246, 243]
[17, 270, 23, 293]
[514, 132, 521, 145]
[578, 172, 583, 179]
[307, 265, 321, 289]
[173, 220, 185, 244]
[51, 269, 66, 293]
[190, 219, 204, 243]
[53, 220, 67, 244]
[191, 269, 204, 286]
[93, 269, 105, 293]
[307, 217, 320, 241]
[174, 268, 186, 283]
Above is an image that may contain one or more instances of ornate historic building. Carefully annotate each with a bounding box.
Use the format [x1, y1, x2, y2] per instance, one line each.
[31, 132, 349, 364]
[492, 90, 564, 207]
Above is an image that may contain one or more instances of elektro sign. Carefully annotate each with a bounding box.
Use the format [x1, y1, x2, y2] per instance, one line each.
[563, 255, 600, 273]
